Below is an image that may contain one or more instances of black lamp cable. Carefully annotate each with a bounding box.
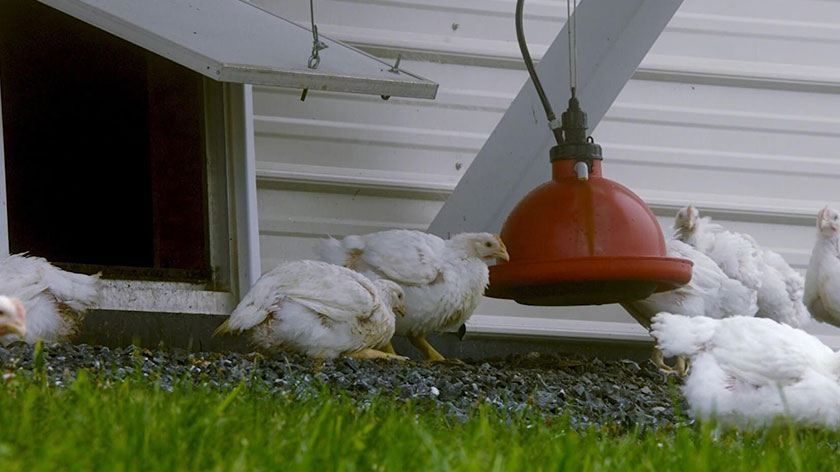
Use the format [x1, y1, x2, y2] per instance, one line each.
[515, 0, 564, 145]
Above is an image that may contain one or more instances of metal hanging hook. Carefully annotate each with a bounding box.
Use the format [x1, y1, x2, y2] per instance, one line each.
[388, 54, 402, 74]
[307, 0, 328, 70]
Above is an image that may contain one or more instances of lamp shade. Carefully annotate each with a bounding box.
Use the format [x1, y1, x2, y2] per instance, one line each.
[486, 159, 693, 306]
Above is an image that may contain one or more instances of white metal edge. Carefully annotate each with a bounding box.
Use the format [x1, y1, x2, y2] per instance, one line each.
[35, 0, 438, 99]
[636, 54, 840, 93]
[428, 0, 686, 237]
[98, 280, 235, 315]
[226, 83, 262, 298]
[321, 24, 840, 93]
[464, 314, 840, 350]
[0, 77, 8, 257]
[464, 315, 653, 343]
[255, 164, 454, 198]
[242, 0, 435, 81]
[221, 65, 438, 98]
[250, 162, 826, 225]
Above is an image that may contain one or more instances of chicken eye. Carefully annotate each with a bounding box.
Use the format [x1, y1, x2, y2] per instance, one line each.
[485, 242, 492, 248]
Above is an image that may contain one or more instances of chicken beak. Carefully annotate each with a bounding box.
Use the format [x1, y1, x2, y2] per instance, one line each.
[2, 320, 26, 339]
[492, 235, 510, 261]
[820, 218, 831, 231]
[7, 299, 26, 339]
[819, 206, 831, 230]
[10, 322, 26, 339]
[395, 304, 406, 317]
[685, 205, 697, 231]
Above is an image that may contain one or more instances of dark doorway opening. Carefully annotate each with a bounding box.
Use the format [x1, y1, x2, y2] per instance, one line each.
[0, 0, 211, 282]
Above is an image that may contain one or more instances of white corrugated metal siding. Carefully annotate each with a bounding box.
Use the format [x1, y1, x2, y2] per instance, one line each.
[248, 0, 840, 345]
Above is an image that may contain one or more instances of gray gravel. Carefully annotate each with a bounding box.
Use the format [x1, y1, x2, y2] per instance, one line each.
[0, 343, 688, 430]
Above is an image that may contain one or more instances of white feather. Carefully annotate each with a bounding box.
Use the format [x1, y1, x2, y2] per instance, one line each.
[0, 254, 100, 343]
[323, 230, 445, 286]
[805, 206, 840, 327]
[317, 230, 496, 337]
[676, 216, 763, 292]
[317, 237, 352, 268]
[757, 247, 810, 327]
[622, 239, 758, 329]
[675, 207, 810, 327]
[217, 260, 400, 358]
[651, 313, 840, 429]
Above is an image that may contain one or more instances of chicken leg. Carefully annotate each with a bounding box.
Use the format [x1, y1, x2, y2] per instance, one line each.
[344, 348, 407, 361]
[651, 347, 676, 375]
[408, 334, 445, 361]
[381, 343, 397, 355]
[651, 348, 690, 376]
[675, 356, 690, 376]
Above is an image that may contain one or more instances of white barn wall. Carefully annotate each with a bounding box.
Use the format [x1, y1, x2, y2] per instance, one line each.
[249, 0, 840, 344]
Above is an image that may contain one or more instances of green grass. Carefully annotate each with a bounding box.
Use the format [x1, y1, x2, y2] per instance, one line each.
[1, 368, 839, 471]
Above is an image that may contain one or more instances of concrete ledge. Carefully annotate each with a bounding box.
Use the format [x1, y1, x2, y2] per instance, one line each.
[77, 310, 654, 362]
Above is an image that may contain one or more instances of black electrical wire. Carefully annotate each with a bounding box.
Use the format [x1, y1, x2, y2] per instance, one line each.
[515, 0, 563, 145]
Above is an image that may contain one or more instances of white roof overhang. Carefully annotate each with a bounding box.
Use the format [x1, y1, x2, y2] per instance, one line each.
[35, 0, 438, 99]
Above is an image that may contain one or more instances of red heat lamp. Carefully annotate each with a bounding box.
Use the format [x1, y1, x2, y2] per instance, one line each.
[486, 0, 693, 306]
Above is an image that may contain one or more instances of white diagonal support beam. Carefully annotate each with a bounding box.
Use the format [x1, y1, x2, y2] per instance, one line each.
[428, 0, 684, 237]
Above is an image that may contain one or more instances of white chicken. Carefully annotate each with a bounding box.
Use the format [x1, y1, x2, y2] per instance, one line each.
[214, 260, 407, 360]
[651, 313, 840, 429]
[0, 296, 27, 341]
[757, 243, 811, 327]
[0, 254, 100, 344]
[674, 205, 809, 328]
[317, 230, 509, 361]
[804, 206, 840, 327]
[621, 238, 758, 375]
